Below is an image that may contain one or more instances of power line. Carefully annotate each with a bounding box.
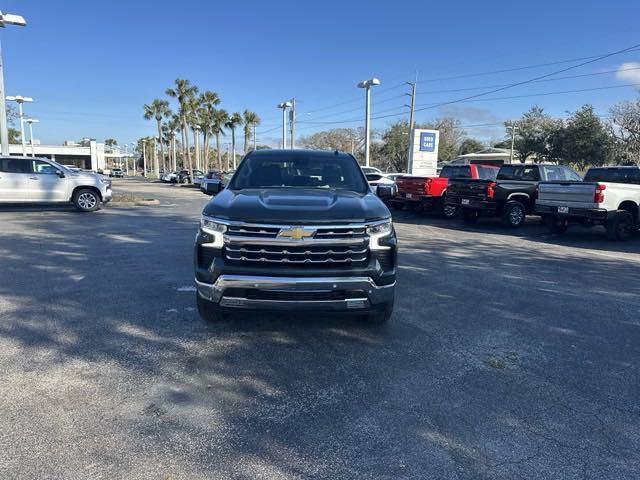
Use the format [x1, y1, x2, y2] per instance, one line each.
[415, 83, 640, 107]
[414, 47, 640, 84]
[294, 82, 640, 130]
[416, 65, 640, 96]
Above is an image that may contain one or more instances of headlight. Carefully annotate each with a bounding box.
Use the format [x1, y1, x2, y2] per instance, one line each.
[367, 221, 392, 236]
[100, 178, 111, 185]
[200, 216, 226, 248]
[367, 220, 393, 250]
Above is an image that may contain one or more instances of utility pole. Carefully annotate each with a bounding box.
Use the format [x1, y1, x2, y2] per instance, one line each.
[405, 80, 417, 173]
[289, 98, 296, 149]
[153, 137, 159, 178]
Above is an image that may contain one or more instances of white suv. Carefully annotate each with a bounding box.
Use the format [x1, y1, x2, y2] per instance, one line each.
[0, 156, 112, 212]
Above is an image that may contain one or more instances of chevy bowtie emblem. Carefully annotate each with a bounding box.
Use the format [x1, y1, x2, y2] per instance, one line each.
[278, 227, 316, 240]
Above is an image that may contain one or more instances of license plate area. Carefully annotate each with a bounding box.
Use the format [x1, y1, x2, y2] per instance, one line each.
[461, 198, 470, 205]
[405, 193, 413, 199]
[557, 206, 569, 214]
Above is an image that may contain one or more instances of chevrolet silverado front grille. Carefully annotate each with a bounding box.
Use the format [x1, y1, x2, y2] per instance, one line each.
[222, 222, 370, 267]
[225, 244, 368, 264]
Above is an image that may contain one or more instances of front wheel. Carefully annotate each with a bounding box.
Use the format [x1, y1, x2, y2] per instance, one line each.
[545, 215, 569, 234]
[462, 208, 480, 225]
[501, 201, 526, 228]
[73, 189, 100, 212]
[367, 300, 394, 325]
[605, 211, 635, 241]
[196, 293, 225, 322]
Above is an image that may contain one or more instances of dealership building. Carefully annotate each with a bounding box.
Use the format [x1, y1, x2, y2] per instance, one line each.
[8, 141, 130, 171]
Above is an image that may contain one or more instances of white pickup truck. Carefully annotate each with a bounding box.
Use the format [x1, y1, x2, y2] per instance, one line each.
[535, 166, 640, 240]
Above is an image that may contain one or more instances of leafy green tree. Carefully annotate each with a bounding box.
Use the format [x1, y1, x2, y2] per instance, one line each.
[377, 121, 409, 172]
[143, 99, 171, 171]
[510, 106, 559, 162]
[105, 138, 118, 147]
[300, 128, 361, 153]
[559, 105, 613, 170]
[458, 138, 485, 155]
[166, 79, 199, 175]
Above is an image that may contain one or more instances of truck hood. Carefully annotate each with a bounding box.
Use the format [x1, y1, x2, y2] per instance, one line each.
[202, 188, 390, 224]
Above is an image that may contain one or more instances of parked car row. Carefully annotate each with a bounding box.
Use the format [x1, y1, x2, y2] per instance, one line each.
[157, 167, 235, 196]
[391, 163, 640, 241]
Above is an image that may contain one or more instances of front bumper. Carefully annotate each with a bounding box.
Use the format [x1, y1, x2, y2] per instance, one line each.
[196, 275, 395, 311]
[103, 187, 113, 203]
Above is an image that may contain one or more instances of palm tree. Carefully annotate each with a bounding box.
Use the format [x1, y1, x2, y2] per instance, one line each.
[212, 109, 229, 170]
[225, 112, 243, 169]
[243, 110, 260, 154]
[143, 99, 171, 171]
[197, 91, 221, 171]
[164, 114, 181, 170]
[166, 79, 198, 176]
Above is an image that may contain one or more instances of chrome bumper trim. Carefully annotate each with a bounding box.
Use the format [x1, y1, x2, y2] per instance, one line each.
[196, 275, 394, 309]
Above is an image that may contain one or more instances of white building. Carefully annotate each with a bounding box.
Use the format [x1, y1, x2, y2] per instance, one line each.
[9, 140, 106, 171]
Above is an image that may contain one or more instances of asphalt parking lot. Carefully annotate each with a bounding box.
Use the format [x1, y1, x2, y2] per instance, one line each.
[1, 178, 639, 480]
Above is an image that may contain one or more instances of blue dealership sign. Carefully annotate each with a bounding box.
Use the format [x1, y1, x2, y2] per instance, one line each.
[419, 132, 436, 152]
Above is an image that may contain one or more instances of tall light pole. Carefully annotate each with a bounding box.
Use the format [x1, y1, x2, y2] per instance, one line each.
[277, 101, 292, 149]
[405, 80, 417, 173]
[25, 117, 38, 156]
[357, 77, 380, 167]
[0, 11, 27, 156]
[6, 95, 32, 156]
[289, 98, 296, 149]
[507, 122, 518, 163]
[142, 138, 146, 177]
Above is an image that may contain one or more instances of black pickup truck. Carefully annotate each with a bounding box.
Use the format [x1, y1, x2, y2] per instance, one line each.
[444, 164, 582, 227]
[194, 149, 397, 324]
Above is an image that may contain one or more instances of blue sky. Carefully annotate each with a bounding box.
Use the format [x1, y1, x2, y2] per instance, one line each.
[1, 0, 639, 147]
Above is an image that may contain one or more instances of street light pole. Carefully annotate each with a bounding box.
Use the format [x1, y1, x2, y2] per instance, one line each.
[357, 78, 380, 167]
[0, 11, 27, 156]
[289, 98, 296, 149]
[25, 118, 38, 156]
[6, 95, 33, 156]
[405, 80, 417, 173]
[508, 122, 518, 163]
[277, 101, 292, 148]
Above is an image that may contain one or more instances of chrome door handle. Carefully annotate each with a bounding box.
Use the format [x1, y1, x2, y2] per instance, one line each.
[29, 176, 39, 180]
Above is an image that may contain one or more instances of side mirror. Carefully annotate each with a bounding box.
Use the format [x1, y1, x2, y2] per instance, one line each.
[55, 170, 65, 178]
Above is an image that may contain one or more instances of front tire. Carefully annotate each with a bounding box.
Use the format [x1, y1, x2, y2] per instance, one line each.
[367, 300, 394, 325]
[462, 208, 480, 224]
[605, 210, 635, 241]
[502, 201, 526, 228]
[197, 294, 225, 322]
[73, 188, 100, 212]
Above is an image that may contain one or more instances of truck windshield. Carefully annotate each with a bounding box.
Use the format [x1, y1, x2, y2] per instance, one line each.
[541, 166, 582, 181]
[230, 154, 369, 193]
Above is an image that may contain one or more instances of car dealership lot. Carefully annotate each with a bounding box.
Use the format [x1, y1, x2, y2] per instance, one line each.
[1, 178, 639, 479]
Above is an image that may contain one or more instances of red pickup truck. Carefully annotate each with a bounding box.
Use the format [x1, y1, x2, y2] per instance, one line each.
[390, 164, 500, 218]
